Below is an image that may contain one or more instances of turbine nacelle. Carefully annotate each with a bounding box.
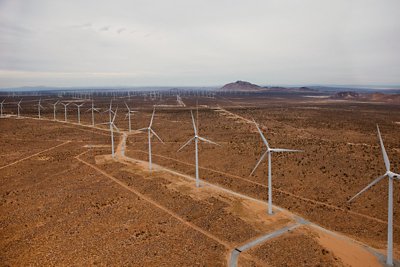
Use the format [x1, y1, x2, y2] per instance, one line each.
[387, 171, 400, 180]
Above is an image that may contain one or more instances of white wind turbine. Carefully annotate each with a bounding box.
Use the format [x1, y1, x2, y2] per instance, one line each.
[36, 99, 44, 119]
[178, 110, 219, 187]
[348, 125, 399, 266]
[60, 102, 70, 122]
[0, 99, 5, 117]
[250, 120, 302, 215]
[75, 103, 84, 124]
[124, 102, 137, 132]
[17, 99, 22, 118]
[103, 100, 114, 122]
[52, 101, 59, 120]
[101, 107, 119, 158]
[86, 100, 100, 126]
[137, 108, 164, 171]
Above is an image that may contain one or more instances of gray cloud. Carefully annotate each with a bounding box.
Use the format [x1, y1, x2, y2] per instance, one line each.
[70, 22, 92, 29]
[0, 0, 399, 87]
[117, 27, 126, 34]
[99, 26, 110, 31]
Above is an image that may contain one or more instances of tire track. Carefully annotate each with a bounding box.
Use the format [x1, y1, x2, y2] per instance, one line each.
[0, 141, 70, 170]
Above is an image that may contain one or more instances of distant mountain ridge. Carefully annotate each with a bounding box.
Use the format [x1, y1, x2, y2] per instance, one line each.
[219, 81, 317, 92]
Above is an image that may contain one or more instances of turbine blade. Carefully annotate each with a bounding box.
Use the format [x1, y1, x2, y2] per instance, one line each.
[177, 137, 195, 152]
[253, 120, 269, 149]
[150, 128, 164, 144]
[112, 108, 118, 123]
[376, 125, 390, 172]
[250, 151, 268, 176]
[190, 110, 197, 135]
[270, 148, 302, 153]
[149, 108, 156, 127]
[137, 127, 148, 131]
[198, 136, 219, 146]
[348, 174, 387, 202]
[124, 102, 130, 111]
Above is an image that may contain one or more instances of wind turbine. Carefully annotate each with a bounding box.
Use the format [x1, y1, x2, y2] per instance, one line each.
[36, 99, 44, 119]
[250, 120, 302, 215]
[17, 99, 22, 118]
[124, 102, 137, 132]
[178, 110, 219, 187]
[60, 102, 70, 122]
[103, 100, 114, 122]
[86, 100, 100, 126]
[137, 108, 164, 171]
[0, 99, 5, 117]
[101, 108, 119, 158]
[75, 103, 85, 124]
[348, 125, 399, 266]
[52, 101, 59, 120]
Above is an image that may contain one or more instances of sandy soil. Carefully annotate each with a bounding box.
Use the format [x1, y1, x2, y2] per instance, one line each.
[0, 93, 398, 266]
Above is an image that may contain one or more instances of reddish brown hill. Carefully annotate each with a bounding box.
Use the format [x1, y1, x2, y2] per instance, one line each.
[219, 81, 263, 92]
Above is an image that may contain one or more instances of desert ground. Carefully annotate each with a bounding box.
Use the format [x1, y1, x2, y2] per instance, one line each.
[0, 91, 399, 266]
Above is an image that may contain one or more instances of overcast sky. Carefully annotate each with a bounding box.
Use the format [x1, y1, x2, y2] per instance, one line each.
[0, 0, 399, 88]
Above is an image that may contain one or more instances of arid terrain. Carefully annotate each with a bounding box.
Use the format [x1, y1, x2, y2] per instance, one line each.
[0, 91, 399, 266]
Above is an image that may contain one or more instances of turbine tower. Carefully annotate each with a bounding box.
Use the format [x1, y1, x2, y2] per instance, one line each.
[60, 102, 70, 122]
[17, 99, 22, 118]
[348, 125, 399, 266]
[124, 102, 137, 132]
[52, 101, 59, 120]
[101, 108, 119, 158]
[75, 103, 84, 124]
[250, 120, 302, 215]
[137, 108, 164, 171]
[0, 99, 5, 117]
[178, 110, 219, 187]
[36, 99, 44, 119]
[86, 100, 100, 126]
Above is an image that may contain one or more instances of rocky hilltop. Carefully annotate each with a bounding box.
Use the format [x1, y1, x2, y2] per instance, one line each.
[332, 91, 360, 99]
[219, 80, 263, 91]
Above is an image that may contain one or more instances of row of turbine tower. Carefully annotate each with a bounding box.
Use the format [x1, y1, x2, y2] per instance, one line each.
[0, 98, 136, 130]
